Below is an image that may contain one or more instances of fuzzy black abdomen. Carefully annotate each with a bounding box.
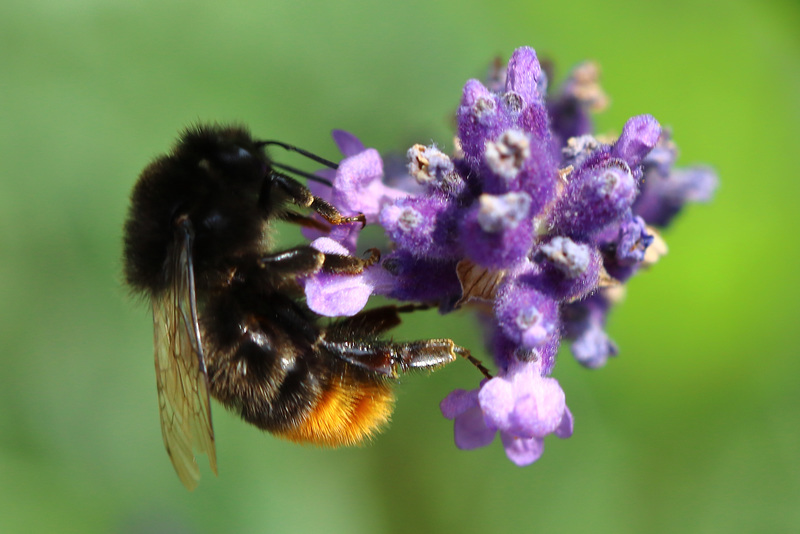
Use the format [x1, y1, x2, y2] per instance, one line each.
[201, 286, 394, 445]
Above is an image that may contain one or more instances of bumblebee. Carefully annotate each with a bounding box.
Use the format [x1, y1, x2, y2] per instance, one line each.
[123, 124, 489, 489]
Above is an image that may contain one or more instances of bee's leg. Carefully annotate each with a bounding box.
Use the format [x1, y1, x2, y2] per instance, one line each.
[322, 338, 493, 379]
[281, 211, 331, 232]
[321, 248, 380, 274]
[258, 247, 380, 276]
[257, 246, 327, 276]
[327, 305, 404, 338]
[266, 172, 365, 226]
[326, 303, 433, 339]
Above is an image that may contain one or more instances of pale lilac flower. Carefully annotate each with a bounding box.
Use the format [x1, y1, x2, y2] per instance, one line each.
[441, 359, 573, 466]
[303, 237, 394, 317]
[303, 131, 408, 251]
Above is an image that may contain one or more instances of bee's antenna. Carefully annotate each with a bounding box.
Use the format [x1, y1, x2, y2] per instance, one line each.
[259, 140, 339, 170]
[271, 162, 333, 187]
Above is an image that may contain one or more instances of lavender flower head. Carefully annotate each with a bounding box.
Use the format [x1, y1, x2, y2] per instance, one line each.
[302, 46, 717, 465]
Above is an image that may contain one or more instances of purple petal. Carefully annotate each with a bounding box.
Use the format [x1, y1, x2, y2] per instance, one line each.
[324, 149, 409, 226]
[303, 238, 393, 317]
[331, 149, 383, 217]
[308, 168, 336, 200]
[440, 388, 479, 419]
[336, 149, 383, 190]
[454, 406, 497, 450]
[507, 374, 566, 438]
[554, 407, 574, 439]
[500, 432, 545, 466]
[324, 223, 361, 254]
[331, 129, 366, 157]
[477, 376, 514, 431]
[304, 272, 373, 317]
[309, 236, 348, 256]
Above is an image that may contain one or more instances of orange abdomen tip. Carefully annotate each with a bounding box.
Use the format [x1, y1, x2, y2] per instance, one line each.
[276, 378, 395, 447]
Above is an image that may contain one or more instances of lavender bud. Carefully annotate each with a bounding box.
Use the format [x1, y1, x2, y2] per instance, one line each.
[550, 159, 636, 239]
[561, 135, 607, 168]
[615, 215, 653, 267]
[572, 325, 618, 368]
[501, 91, 525, 115]
[406, 144, 464, 195]
[379, 250, 462, 308]
[495, 279, 559, 350]
[380, 193, 461, 259]
[561, 294, 618, 368]
[612, 114, 661, 168]
[457, 80, 502, 166]
[538, 236, 592, 278]
[460, 192, 534, 268]
[527, 237, 602, 301]
[476, 192, 532, 233]
[484, 129, 531, 183]
[504, 46, 544, 105]
[546, 61, 608, 144]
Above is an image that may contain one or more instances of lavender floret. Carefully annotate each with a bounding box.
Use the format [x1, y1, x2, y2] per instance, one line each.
[494, 277, 559, 351]
[441, 358, 573, 466]
[380, 193, 463, 260]
[381, 250, 462, 309]
[549, 157, 637, 240]
[460, 192, 535, 268]
[528, 237, 602, 301]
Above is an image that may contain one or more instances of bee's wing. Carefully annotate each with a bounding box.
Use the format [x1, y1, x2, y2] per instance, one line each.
[152, 220, 217, 490]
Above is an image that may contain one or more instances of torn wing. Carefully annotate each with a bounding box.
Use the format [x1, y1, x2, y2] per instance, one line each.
[152, 219, 217, 490]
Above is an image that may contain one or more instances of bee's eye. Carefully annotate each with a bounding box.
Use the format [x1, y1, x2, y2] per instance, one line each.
[220, 147, 252, 164]
[203, 211, 227, 231]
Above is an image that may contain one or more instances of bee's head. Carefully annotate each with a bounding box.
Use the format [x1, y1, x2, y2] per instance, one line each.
[178, 124, 270, 187]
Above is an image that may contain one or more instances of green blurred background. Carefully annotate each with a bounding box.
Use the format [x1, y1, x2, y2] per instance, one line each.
[2, 0, 798, 532]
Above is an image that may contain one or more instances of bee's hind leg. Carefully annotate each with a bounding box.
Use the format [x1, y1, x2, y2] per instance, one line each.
[322, 334, 493, 380]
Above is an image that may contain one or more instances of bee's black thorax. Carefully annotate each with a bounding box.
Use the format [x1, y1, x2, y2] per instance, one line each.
[123, 124, 273, 296]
